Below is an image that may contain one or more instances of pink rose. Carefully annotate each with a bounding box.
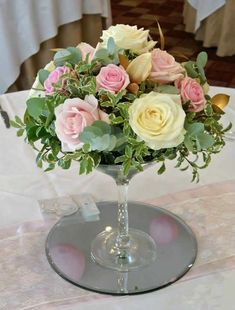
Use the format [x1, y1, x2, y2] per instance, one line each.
[176, 77, 206, 112]
[44, 66, 69, 95]
[77, 42, 95, 63]
[55, 95, 109, 151]
[148, 48, 184, 84]
[96, 64, 130, 94]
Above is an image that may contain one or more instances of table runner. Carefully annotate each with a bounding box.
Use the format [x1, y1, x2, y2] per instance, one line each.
[1, 179, 235, 309]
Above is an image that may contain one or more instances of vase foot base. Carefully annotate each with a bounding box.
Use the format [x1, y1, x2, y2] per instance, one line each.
[46, 201, 197, 295]
[91, 228, 157, 271]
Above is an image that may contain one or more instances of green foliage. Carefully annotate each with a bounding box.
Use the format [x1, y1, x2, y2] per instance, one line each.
[155, 85, 179, 94]
[12, 45, 228, 182]
[54, 47, 82, 66]
[184, 51, 208, 84]
[79, 121, 127, 152]
[94, 37, 119, 65]
[107, 37, 116, 54]
[38, 69, 50, 85]
[196, 52, 208, 69]
[67, 74, 96, 97]
[184, 122, 215, 152]
[26, 97, 46, 119]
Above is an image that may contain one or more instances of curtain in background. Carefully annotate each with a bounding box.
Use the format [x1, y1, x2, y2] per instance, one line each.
[184, 0, 235, 57]
[7, 15, 106, 92]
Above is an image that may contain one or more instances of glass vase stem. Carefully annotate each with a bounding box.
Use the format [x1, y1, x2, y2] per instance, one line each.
[91, 163, 157, 271]
[116, 181, 130, 253]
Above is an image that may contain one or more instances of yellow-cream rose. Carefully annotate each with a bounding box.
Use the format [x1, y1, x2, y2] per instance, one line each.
[129, 92, 186, 150]
[101, 24, 156, 54]
[126, 53, 152, 84]
[28, 61, 56, 98]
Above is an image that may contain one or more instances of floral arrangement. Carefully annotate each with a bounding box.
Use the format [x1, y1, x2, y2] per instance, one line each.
[12, 24, 231, 181]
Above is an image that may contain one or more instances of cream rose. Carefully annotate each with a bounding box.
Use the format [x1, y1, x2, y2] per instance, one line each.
[129, 92, 186, 150]
[126, 53, 152, 84]
[101, 24, 156, 54]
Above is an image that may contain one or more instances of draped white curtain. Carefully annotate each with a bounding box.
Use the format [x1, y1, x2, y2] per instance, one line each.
[0, 0, 111, 94]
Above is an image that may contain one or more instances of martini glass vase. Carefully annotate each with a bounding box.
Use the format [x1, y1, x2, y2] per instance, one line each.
[91, 163, 157, 272]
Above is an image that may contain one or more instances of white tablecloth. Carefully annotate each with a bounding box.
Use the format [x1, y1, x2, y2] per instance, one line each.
[0, 86, 235, 309]
[187, 0, 225, 30]
[0, 0, 111, 94]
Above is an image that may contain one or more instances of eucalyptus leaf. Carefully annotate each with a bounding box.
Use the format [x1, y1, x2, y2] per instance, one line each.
[107, 135, 117, 151]
[156, 85, 179, 94]
[184, 134, 194, 151]
[79, 126, 103, 142]
[114, 134, 127, 149]
[184, 61, 198, 78]
[94, 48, 109, 60]
[54, 49, 71, 66]
[90, 134, 111, 151]
[197, 132, 215, 149]
[26, 97, 46, 119]
[92, 120, 112, 134]
[107, 37, 116, 55]
[196, 52, 208, 68]
[185, 122, 204, 136]
[197, 64, 206, 82]
[66, 47, 82, 64]
[38, 69, 50, 85]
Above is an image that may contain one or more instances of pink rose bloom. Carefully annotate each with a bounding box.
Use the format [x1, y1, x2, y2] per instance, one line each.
[149, 48, 184, 84]
[176, 77, 206, 112]
[77, 42, 95, 63]
[96, 64, 130, 94]
[55, 95, 109, 151]
[44, 66, 69, 95]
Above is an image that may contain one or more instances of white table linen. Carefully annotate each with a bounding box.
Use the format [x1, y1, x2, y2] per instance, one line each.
[0, 0, 111, 94]
[0, 86, 235, 309]
[187, 0, 225, 30]
[0, 86, 234, 227]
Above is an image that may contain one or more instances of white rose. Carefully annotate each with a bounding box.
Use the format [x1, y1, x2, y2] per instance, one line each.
[129, 92, 186, 150]
[101, 24, 156, 54]
[28, 61, 56, 98]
